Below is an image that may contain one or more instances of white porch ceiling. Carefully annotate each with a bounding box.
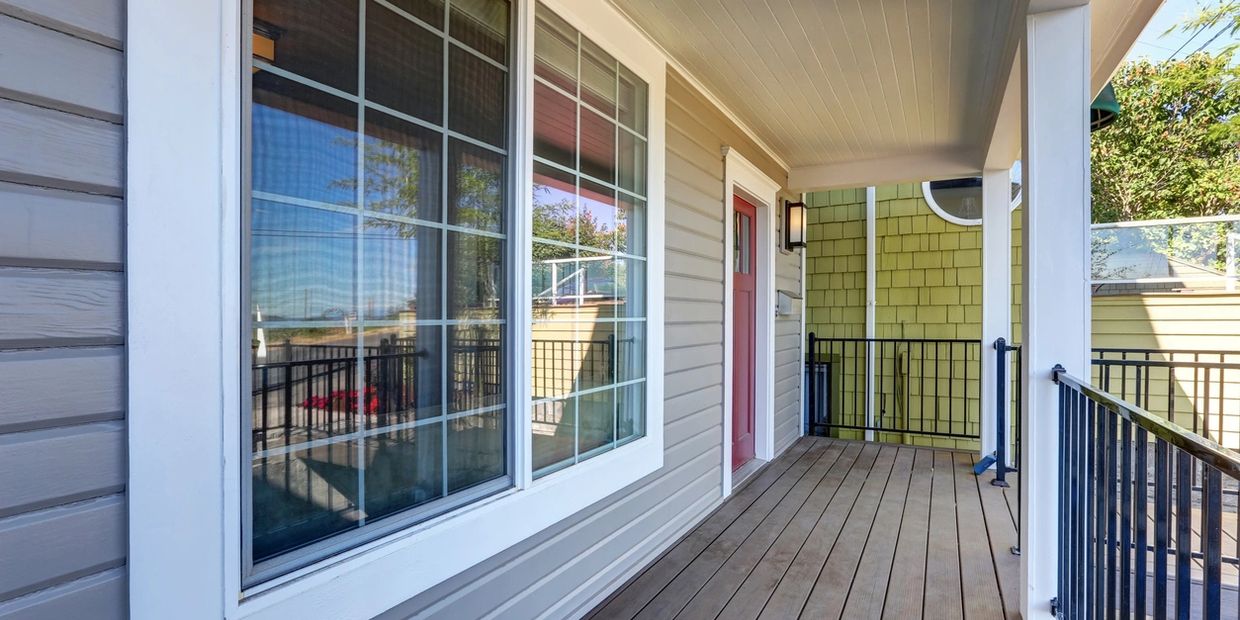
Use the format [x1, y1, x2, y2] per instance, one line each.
[609, 0, 1022, 176]
[607, 0, 1160, 190]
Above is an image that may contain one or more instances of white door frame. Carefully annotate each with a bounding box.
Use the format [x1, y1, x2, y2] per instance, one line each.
[721, 146, 781, 497]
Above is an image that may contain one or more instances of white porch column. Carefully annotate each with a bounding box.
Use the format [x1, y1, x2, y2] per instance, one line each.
[980, 169, 1012, 461]
[1021, 4, 1092, 618]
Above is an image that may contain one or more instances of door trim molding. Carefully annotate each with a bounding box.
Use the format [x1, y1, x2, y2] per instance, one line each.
[721, 146, 780, 498]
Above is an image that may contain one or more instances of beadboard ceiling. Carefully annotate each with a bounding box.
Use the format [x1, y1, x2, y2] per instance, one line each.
[610, 0, 1020, 169]
[607, 0, 1159, 187]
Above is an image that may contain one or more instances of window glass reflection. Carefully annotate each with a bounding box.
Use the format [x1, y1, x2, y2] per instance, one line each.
[253, 73, 357, 206]
[247, 0, 510, 582]
[364, 110, 442, 221]
[531, 4, 648, 478]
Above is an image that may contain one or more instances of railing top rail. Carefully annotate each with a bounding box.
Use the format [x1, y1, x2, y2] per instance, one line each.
[1090, 358, 1240, 370]
[1092, 346, 1240, 356]
[808, 336, 981, 345]
[1053, 366, 1240, 480]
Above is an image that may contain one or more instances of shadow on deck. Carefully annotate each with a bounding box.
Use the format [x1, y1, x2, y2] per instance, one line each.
[588, 436, 1021, 620]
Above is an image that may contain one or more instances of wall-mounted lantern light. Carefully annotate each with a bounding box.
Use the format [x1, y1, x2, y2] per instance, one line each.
[784, 200, 806, 250]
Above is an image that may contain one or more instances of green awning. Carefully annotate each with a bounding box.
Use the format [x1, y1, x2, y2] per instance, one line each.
[1090, 82, 1120, 132]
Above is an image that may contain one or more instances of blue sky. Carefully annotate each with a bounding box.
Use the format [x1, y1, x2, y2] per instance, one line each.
[1126, 0, 1235, 63]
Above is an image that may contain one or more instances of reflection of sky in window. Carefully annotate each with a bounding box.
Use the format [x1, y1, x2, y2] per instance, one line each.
[533, 172, 575, 225]
[579, 183, 615, 242]
[252, 103, 357, 205]
[251, 200, 355, 321]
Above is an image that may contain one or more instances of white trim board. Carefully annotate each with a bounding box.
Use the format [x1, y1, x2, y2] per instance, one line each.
[721, 146, 781, 498]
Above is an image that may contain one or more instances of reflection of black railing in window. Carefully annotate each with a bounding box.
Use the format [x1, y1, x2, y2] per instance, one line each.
[251, 341, 430, 453]
[252, 335, 638, 449]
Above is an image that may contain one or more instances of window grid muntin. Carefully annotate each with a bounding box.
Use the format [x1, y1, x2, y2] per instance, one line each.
[244, 0, 513, 585]
[531, 2, 648, 480]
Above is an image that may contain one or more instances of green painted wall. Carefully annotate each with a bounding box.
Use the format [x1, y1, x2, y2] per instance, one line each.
[805, 183, 1022, 449]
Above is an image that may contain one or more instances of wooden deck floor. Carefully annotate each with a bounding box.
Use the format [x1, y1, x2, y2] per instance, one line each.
[588, 437, 1022, 620]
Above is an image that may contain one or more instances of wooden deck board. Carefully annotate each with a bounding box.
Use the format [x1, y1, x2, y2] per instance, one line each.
[633, 443, 833, 619]
[755, 444, 882, 619]
[953, 452, 1006, 620]
[797, 445, 900, 617]
[714, 443, 864, 620]
[974, 459, 1022, 619]
[838, 447, 916, 618]
[675, 441, 852, 620]
[588, 440, 815, 619]
[923, 450, 965, 619]
[590, 437, 1021, 620]
[881, 448, 934, 619]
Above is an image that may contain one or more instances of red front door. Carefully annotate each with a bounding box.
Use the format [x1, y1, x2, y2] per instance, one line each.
[732, 196, 757, 470]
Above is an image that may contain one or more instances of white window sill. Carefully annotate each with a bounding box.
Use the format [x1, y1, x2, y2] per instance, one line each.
[230, 435, 662, 620]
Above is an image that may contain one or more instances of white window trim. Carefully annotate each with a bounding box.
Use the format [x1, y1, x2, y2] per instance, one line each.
[921, 179, 1021, 227]
[126, 0, 665, 618]
[720, 147, 781, 498]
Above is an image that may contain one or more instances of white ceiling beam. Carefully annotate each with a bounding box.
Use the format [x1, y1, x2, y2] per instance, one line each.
[984, 51, 1023, 170]
[787, 148, 980, 193]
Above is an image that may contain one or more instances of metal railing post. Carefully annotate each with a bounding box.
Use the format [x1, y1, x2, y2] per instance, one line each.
[807, 332, 817, 436]
[993, 337, 1013, 487]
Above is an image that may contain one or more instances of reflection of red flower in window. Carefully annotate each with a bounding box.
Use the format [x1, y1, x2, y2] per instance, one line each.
[301, 386, 380, 415]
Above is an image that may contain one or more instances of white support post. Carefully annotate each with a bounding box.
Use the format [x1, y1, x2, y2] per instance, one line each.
[980, 168, 1012, 461]
[1021, 4, 1092, 618]
[865, 187, 877, 442]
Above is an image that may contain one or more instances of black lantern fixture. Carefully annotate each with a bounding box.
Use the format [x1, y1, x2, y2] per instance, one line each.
[784, 200, 806, 250]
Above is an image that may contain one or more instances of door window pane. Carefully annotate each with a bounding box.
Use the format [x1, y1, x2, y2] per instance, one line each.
[531, 3, 648, 478]
[247, 0, 510, 583]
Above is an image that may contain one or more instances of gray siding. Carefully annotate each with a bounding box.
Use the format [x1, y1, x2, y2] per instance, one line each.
[378, 69, 802, 620]
[0, 2, 127, 618]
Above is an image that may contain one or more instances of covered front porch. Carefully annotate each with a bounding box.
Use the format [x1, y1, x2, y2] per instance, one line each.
[589, 437, 1021, 619]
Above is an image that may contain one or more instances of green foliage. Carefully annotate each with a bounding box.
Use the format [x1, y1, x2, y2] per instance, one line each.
[1091, 51, 1240, 223]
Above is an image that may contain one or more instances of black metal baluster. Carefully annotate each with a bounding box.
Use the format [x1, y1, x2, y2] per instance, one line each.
[1095, 399, 1108, 616]
[1120, 418, 1133, 617]
[1135, 427, 1148, 620]
[1204, 464, 1222, 618]
[1106, 408, 1119, 620]
[1176, 450, 1192, 619]
[1086, 394, 1099, 620]
[1155, 438, 1170, 620]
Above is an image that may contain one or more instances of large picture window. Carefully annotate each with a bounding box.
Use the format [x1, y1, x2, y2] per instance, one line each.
[530, 3, 649, 477]
[245, 0, 512, 583]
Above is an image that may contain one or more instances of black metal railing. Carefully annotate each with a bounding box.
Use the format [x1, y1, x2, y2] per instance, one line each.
[1054, 366, 1240, 618]
[806, 334, 984, 442]
[1092, 348, 1240, 448]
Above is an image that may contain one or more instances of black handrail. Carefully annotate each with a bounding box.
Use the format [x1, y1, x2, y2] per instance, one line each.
[1054, 367, 1240, 479]
[1054, 366, 1240, 618]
